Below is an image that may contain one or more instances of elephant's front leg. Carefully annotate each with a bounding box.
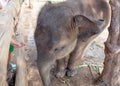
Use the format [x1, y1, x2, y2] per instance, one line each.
[67, 39, 87, 77]
[37, 56, 55, 86]
[54, 58, 67, 78]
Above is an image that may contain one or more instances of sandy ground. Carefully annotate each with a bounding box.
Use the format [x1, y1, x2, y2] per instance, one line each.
[11, 1, 109, 86]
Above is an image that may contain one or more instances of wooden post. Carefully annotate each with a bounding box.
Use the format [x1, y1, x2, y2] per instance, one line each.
[0, 27, 13, 86]
[0, 0, 25, 86]
[15, 34, 28, 86]
[15, 2, 28, 85]
[0, 0, 22, 86]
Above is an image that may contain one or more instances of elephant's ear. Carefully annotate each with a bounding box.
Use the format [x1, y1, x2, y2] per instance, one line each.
[73, 15, 105, 27]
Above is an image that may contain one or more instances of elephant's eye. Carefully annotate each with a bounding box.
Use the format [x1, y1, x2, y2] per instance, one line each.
[98, 19, 104, 22]
[54, 46, 65, 53]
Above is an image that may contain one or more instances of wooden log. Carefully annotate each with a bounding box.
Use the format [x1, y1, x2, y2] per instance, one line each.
[0, 0, 21, 86]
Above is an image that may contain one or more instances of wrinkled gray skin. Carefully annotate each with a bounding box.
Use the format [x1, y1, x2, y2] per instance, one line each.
[34, 0, 111, 86]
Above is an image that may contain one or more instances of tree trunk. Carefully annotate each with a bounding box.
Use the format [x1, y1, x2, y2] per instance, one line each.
[99, 0, 120, 86]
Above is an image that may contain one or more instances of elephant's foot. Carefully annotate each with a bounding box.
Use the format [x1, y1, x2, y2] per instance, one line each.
[54, 69, 67, 78]
[66, 68, 77, 77]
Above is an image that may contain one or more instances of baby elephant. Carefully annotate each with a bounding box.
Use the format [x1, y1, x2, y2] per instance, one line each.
[35, 0, 110, 86]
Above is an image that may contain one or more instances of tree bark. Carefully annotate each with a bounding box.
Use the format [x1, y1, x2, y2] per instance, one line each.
[99, 0, 120, 86]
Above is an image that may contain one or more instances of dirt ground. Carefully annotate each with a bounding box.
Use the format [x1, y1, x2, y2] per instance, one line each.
[11, 1, 109, 86]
